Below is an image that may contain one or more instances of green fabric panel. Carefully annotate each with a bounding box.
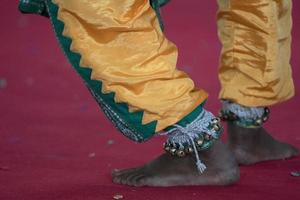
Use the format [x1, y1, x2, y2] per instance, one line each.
[150, 0, 170, 31]
[19, 0, 44, 13]
[46, 0, 158, 142]
[157, 0, 170, 7]
[18, 0, 49, 17]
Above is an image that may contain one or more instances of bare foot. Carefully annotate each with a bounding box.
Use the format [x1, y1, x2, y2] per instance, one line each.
[112, 141, 239, 187]
[227, 122, 299, 165]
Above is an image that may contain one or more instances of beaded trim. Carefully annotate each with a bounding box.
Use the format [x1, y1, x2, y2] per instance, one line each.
[163, 109, 222, 173]
[219, 101, 270, 128]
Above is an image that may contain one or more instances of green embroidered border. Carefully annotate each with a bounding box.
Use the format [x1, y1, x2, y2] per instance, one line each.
[46, 0, 157, 142]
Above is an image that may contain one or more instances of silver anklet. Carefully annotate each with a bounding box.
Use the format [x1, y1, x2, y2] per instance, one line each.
[219, 100, 270, 128]
[163, 109, 222, 173]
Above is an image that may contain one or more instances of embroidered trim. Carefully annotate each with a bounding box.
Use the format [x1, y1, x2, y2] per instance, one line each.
[45, 0, 159, 142]
[220, 100, 270, 128]
[44, 0, 206, 142]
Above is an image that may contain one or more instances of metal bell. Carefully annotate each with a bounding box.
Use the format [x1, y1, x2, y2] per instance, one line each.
[212, 118, 219, 124]
[213, 124, 220, 131]
[185, 147, 193, 154]
[164, 146, 170, 152]
[255, 119, 262, 125]
[262, 116, 268, 122]
[197, 139, 204, 146]
[177, 150, 186, 157]
[204, 133, 211, 140]
[170, 148, 177, 155]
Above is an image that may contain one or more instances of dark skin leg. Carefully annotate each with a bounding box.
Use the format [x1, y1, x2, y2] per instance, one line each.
[227, 122, 299, 165]
[112, 140, 239, 187]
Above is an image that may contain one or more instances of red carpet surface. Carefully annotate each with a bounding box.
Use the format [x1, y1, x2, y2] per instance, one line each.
[1, 1, 300, 200]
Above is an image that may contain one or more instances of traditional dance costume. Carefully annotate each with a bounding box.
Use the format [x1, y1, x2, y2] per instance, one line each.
[19, 0, 294, 172]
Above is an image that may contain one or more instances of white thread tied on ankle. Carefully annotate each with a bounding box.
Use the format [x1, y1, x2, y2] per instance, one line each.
[164, 109, 219, 173]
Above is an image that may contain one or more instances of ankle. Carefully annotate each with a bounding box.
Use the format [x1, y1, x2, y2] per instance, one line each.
[219, 100, 270, 128]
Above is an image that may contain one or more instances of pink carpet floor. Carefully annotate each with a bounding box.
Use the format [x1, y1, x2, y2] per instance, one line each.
[1, 1, 300, 199]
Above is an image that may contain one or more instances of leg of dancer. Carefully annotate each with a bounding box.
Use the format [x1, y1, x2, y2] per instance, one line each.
[19, 0, 239, 186]
[217, 0, 298, 165]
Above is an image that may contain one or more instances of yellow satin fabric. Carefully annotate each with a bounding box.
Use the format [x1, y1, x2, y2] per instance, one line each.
[53, 0, 208, 132]
[217, 0, 294, 107]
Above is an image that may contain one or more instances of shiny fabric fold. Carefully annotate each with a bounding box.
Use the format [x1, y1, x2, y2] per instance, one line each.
[51, 0, 208, 133]
[217, 0, 294, 107]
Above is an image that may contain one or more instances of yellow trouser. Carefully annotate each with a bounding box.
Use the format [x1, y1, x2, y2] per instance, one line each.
[53, 0, 208, 133]
[52, 0, 294, 134]
[217, 0, 294, 107]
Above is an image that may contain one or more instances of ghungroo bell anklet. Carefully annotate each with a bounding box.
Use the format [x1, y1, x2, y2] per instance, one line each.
[163, 109, 223, 173]
[219, 100, 270, 128]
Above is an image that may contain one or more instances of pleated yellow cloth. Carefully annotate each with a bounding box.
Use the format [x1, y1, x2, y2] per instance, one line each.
[53, 0, 208, 132]
[217, 0, 294, 107]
